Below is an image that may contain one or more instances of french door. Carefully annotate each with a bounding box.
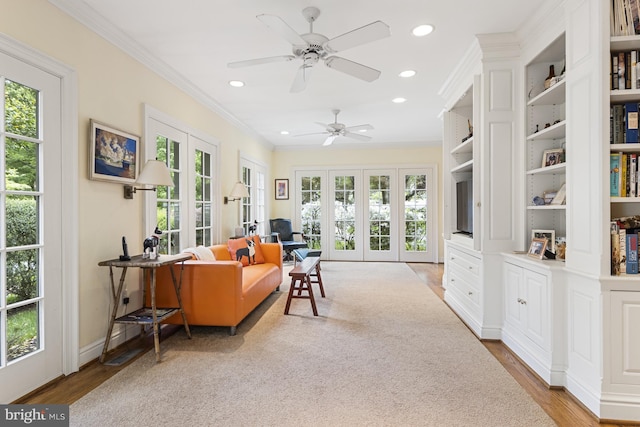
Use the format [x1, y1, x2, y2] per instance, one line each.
[296, 166, 437, 262]
[0, 52, 64, 402]
[145, 109, 218, 253]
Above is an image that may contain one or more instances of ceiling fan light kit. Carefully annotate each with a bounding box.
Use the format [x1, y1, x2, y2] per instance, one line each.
[227, 6, 391, 92]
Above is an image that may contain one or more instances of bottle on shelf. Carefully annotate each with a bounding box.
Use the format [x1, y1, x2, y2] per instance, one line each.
[544, 65, 556, 90]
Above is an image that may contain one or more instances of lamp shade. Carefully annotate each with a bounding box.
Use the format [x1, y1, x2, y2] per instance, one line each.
[229, 181, 250, 198]
[136, 160, 174, 187]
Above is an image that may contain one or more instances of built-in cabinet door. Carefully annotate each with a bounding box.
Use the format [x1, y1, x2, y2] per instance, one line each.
[523, 269, 548, 350]
[610, 291, 640, 386]
[504, 263, 525, 329]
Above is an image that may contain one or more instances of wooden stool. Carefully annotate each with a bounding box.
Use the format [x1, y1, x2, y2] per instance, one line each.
[285, 256, 324, 315]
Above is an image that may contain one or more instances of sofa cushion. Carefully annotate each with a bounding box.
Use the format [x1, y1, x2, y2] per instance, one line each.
[227, 235, 265, 266]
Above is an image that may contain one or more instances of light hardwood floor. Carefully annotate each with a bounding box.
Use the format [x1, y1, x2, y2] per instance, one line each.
[13, 262, 638, 426]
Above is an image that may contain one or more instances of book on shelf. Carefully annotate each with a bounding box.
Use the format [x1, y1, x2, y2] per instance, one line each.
[622, 153, 628, 196]
[627, 232, 639, 274]
[610, 51, 640, 90]
[620, 228, 628, 272]
[611, 0, 640, 36]
[632, 153, 638, 197]
[611, 152, 622, 197]
[627, 102, 639, 143]
[612, 224, 621, 276]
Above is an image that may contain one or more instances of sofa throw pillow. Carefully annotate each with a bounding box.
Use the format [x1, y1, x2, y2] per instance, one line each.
[227, 235, 265, 266]
[183, 246, 216, 261]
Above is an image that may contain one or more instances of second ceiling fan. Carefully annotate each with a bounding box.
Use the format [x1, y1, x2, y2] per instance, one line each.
[228, 6, 390, 92]
[296, 109, 374, 146]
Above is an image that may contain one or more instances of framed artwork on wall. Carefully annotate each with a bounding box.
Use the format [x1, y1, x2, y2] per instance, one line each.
[275, 178, 289, 200]
[89, 119, 139, 184]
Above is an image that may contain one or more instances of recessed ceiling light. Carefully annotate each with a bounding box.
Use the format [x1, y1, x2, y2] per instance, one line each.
[412, 24, 434, 37]
[399, 70, 416, 78]
[280, 130, 290, 135]
[229, 80, 245, 87]
[392, 97, 407, 104]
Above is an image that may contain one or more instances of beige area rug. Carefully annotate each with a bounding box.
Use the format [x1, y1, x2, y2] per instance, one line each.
[71, 262, 555, 426]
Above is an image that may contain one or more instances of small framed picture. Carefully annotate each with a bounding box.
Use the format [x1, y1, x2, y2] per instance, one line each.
[89, 119, 139, 184]
[541, 148, 564, 168]
[532, 229, 556, 252]
[275, 178, 289, 200]
[528, 237, 548, 259]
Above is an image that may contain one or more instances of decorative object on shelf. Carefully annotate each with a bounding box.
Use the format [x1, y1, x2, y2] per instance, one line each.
[528, 237, 547, 259]
[224, 181, 250, 204]
[555, 238, 566, 260]
[542, 148, 564, 167]
[461, 119, 474, 142]
[123, 159, 174, 199]
[248, 220, 258, 235]
[551, 183, 567, 205]
[275, 178, 289, 200]
[532, 196, 546, 206]
[143, 226, 162, 259]
[532, 229, 556, 252]
[544, 65, 555, 89]
[89, 119, 139, 184]
[543, 190, 557, 205]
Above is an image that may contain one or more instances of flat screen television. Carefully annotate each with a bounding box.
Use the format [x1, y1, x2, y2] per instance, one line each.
[456, 179, 473, 236]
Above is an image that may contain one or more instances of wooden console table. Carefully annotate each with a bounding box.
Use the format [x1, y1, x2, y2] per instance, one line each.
[98, 253, 192, 363]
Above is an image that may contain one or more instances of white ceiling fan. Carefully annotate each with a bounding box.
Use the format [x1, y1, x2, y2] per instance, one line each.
[228, 6, 390, 92]
[296, 109, 374, 146]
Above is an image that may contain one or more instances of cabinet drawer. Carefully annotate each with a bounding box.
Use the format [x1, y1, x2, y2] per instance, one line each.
[447, 269, 481, 310]
[448, 248, 480, 277]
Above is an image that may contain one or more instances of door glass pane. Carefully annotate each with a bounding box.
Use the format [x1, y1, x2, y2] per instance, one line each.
[300, 176, 322, 250]
[404, 175, 428, 252]
[194, 149, 213, 246]
[334, 175, 355, 251]
[6, 249, 39, 304]
[7, 302, 40, 362]
[5, 138, 39, 191]
[156, 136, 181, 254]
[4, 80, 39, 138]
[369, 175, 391, 251]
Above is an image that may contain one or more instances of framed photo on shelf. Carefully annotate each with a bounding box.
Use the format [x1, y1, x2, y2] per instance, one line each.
[541, 148, 564, 168]
[89, 119, 139, 184]
[532, 229, 556, 252]
[528, 237, 548, 259]
[275, 178, 289, 200]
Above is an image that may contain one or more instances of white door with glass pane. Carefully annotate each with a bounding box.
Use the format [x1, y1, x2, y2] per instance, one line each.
[189, 136, 215, 247]
[1, 53, 63, 403]
[240, 158, 267, 237]
[296, 172, 325, 252]
[365, 170, 398, 261]
[329, 170, 363, 260]
[399, 168, 437, 262]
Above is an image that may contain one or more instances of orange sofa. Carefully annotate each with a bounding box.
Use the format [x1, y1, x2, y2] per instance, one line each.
[152, 242, 283, 335]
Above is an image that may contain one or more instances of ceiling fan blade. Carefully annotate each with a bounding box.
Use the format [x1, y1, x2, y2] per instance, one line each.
[257, 14, 307, 46]
[291, 65, 313, 93]
[323, 135, 338, 146]
[345, 124, 374, 132]
[324, 56, 381, 82]
[228, 55, 295, 68]
[343, 131, 372, 141]
[324, 21, 391, 53]
[294, 131, 329, 137]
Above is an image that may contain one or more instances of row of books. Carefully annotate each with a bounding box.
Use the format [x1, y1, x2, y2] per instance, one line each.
[611, 0, 640, 37]
[610, 103, 639, 144]
[610, 51, 640, 90]
[611, 223, 640, 275]
[611, 152, 640, 196]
